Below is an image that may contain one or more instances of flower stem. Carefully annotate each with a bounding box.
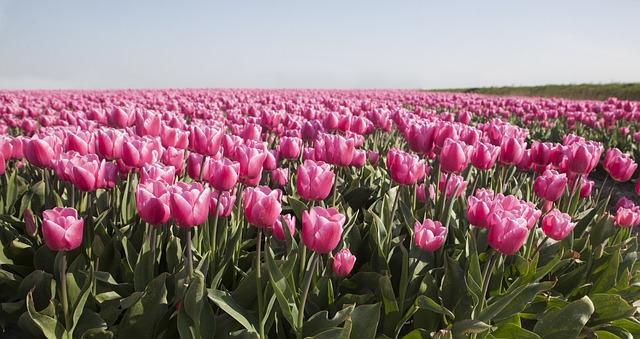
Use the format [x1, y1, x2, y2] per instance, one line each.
[530, 236, 549, 260]
[298, 251, 320, 338]
[479, 250, 498, 312]
[256, 228, 265, 338]
[60, 252, 70, 330]
[385, 184, 401, 253]
[186, 228, 194, 282]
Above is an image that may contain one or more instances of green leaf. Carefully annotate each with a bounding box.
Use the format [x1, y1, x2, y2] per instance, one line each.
[288, 196, 308, 221]
[442, 255, 473, 320]
[178, 271, 207, 339]
[303, 305, 354, 337]
[533, 296, 594, 339]
[379, 275, 400, 338]
[208, 289, 258, 334]
[611, 319, 640, 337]
[401, 328, 432, 339]
[349, 303, 380, 339]
[117, 273, 169, 339]
[417, 296, 455, 319]
[588, 294, 636, 326]
[450, 319, 491, 338]
[73, 309, 108, 339]
[492, 281, 554, 321]
[491, 323, 540, 339]
[590, 250, 621, 294]
[265, 247, 298, 331]
[25, 289, 67, 339]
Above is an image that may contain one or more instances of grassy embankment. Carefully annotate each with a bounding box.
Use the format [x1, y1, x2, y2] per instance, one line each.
[430, 83, 640, 101]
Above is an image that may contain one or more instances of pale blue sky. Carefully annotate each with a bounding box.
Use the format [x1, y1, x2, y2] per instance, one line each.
[0, 1, 638, 90]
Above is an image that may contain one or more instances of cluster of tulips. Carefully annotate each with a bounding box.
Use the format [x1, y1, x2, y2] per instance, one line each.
[1, 88, 640, 338]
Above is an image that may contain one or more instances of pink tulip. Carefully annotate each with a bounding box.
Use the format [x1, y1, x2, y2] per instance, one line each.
[42, 207, 84, 251]
[169, 182, 211, 228]
[271, 168, 289, 187]
[160, 125, 189, 149]
[616, 206, 640, 228]
[387, 148, 425, 186]
[320, 134, 355, 167]
[414, 219, 447, 251]
[235, 144, 267, 181]
[440, 139, 472, 174]
[467, 195, 493, 228]
[603, 148, 637, 182]
[297, 160, 334, 201]
[568, 141, 602, 175]
[499, 137, 526, 166]
[208, 157, 240, 191]
[368, 150, 379, 165]
[122, 137, 163, 168]
[278, 137, 302, 160]
[272, 214, 296, 241]
[440, 174, 468, 199]
[25, 135, 62, 168]
[162, 147, 186, 175]
[188, 125, 225, 156]
[135, 111, 162, 137]
[106, 106, 135, 128]
[533, 169, 568, 202]
[407, 123, 436, 155]
[578, 177, 594, 199]
[210, 190, 236, 217]
[24, 209, 37, 237]
[470, 142, 500, 170]
[141, 163, 176, 185]
[301, 206, 345, 253]
[96, 128, 125, 160]
[333, 248, 356, 277]
[487, 211, 529, 255]
[541, 209, 575, 240]
[136, 180, 171, 225]
[69, 154, 108, 192]
[530, 141, 553, 166]
[243, 186, 282, 228]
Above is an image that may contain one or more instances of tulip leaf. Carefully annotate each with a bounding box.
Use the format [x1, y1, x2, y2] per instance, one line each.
[533, 295, 594, 339]
[73, 308, 108, 338]
[178, 271, 211, 339]
[265, 245, 298, 331]
[611, 319, 640, 337]
[491, 281, 554, 321]
[491, 323, 540, 339]
[588, 294, 636, 326]
[118, 272, 169, 339]
[442, 255, 473, 320]
[401, 328, 432, 339]
[349, 303, 381, 339]
[209, 289, 258, 334]
[24, 289, 66, 339]
[303, 305, 354, 337]
[590, 215, 616, 248]
[379, 274, 400, 338]
[287, 196, 308, 222]
[343, 187, 375, 212]
[450, 319, 491, 338]
[590, 249, 621, 294]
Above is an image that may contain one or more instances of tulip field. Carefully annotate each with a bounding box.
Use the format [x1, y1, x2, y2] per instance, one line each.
[2, 89, 640, 338]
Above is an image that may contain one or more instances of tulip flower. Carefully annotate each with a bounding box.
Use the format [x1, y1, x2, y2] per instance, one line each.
[616, 206, 640, 228]
[243, 186, 282, 228]
[42, 207, 84, 251]
[235, 144, 267, 182]
[367, 150, 379, 165]
[487, 211, 529, 255]
[387, 148, 425, 186]
[439, 173, 468, 199]
[141, 163, 176, 185]
[603, 148, 638, 182]
[136, 180, 171, 225]
[533, 169, 568, 202]
[272, 214, 296, 241]
[296, 160, 334, 201]
[162, 146, 186, 175]
[169, 182, 211, 228]
[278, 136, 302, 160]
[319, 133, 355, 167]
[467, 195, 493, 228]
[25, 135, 62, 168]
[568, 141, 602, 175]
[333, 248, 356, 277]
[106, 106, 135, 128]
[541, 209, 575, 240]
[414, 219, 447, 251]
[301, 206, 345, 253]
[499, 136, 526, 166]
[210, 190, 236, 218]
[407, 123, 436, 155]
[440, 138, 472, 174]
[271, 168, 289, 187]
[208, 157, 240, 191]
[530, 141, 554, 166]
[69, 154, 108, 192]
[470, 142, 500, 170]
[188, 125, 225, 157]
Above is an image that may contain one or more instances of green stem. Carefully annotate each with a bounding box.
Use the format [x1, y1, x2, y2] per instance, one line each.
[331, 167, 338, 206]
[186, 228, 194, 281]
[479, 250, 498, 312]
[385, 185, 401, 253]
[256, 228, 265, 339]
[198, 155, 207, 182]
[530, 236, 549, 260]
[298, 251, 321, 338]
[60, 252, 70, 330]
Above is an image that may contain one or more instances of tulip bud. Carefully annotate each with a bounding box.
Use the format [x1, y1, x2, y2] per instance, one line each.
[333, 248, 356, 277]
[414, 219, 447, 251]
